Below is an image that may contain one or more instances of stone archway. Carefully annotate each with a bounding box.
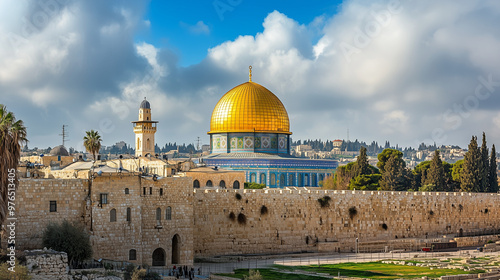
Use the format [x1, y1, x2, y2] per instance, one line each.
[152, 248, 166, 266]
[172, 234, 181, 264]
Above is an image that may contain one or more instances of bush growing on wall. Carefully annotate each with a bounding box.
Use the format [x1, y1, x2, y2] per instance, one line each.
[349, 206, 358, 220]
[317, 196, 331, 208]
[237, 213, 247, 225]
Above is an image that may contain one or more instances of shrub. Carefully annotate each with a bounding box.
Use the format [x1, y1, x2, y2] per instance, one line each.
[235, 193, 242, 200]
[429, 210, 434, 216]
[317, 196, 331, 208]
[131, 268, 161, 280]
[348, 206, 358, 220]
[244, 270, 263, 280]
[458, 204, 463, 211]
[237, 213, 247, 225]
[260, 205, 268, 215]
[484, 208, 489, 214]
[42, 220, 92, 264]
[381, 223, 388, 230]
[229, 212, 236, 221]
[0, 261, 30, 280]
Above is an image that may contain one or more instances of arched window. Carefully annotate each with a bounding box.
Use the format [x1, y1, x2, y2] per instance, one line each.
[110, 209, 116, 222]
[125, 188, 129, 194]
[137, 138, 140, 149]
[319, 174, 324, 182]
[289, 174, 295, 186]
[219, 180, 226, 188]
[206, 180, 213, 187]
[304, 174, 310, 186]
[312, 174, 317, 187]
[166, 207, 172, 220]
[129, 249, 137, 260]
[270, 173, 276, 186]
[280, 174, 285, 187]
[126, 207, 131, 222]
[250, 173, 256, 183]
[298, 174, 303, 187]
[156, 207, 161, 221]
[260, 173, 266, 185]
[147, 138, 151, 150]
[233, 181, 240, 189]
[193, 180, 200, 188]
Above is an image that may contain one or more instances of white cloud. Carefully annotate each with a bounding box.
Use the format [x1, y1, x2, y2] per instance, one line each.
[181, 20, 210, 35]
[2, 0, 500, 150]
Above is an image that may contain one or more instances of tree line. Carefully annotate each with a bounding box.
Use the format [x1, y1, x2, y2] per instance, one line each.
[323, 133, 498, 193]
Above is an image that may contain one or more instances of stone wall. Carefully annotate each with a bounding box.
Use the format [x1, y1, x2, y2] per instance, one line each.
[3, 178, 89, 249]
[25, 249, 69, 280]
[90, 174, 194, 266]
[193, 189, 500, 257]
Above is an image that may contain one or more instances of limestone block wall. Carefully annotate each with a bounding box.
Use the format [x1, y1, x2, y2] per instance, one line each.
[5, 179, 88, 249]
[25, 249, 69, 280]
[90, 174, 194, 266]
[193, 189, 500, 257]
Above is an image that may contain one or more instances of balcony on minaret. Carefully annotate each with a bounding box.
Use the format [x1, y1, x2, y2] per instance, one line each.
[132, 122, 157, 133]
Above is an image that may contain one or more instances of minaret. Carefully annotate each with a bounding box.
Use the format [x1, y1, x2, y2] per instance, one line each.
[132, 97, 158, 157]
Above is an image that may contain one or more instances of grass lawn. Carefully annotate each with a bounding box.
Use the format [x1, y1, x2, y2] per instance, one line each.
[294, 262, 484, 279]
[217, 261, 485, 280]
[218, 269, 327, 280]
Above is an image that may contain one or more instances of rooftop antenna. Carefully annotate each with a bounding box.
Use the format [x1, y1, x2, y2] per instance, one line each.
[196, 137, 201, 151]
[59, 125, 69, 147]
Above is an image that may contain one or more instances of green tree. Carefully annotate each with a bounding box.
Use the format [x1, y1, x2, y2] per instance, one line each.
[452, 159, 464, 182]
[0, 105, 28, 226]
[83, 130, 102, 161]
[377, 148, 404, 173]
[424, 150, 446, 191]
[412, 161, 431, 190]
[42, 220, 92, 264]
[488, 144, 498, 192]
[354, 146, 370, 176]
[479, 132, 489, 192]
[461, 136, 481, 192]
[380, 154, 408, 191]
[349, 174, 382, 190]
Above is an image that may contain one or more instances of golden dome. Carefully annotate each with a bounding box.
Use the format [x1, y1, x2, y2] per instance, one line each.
[209, 80, 291, 135]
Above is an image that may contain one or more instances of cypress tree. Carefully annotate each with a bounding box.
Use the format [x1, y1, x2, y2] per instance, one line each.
[425, 150, 446, 191]
[356, 146, 370, 176]
[479, 132, 489, 192]
[461, 136, 481, 192]
[489, 145, 498, 193]
[380, 154, 406, 191]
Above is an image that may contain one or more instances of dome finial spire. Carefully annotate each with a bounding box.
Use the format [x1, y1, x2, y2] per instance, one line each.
[249, 65, 252, 82]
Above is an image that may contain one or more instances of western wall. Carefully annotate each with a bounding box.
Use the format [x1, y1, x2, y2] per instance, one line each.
[5, 176, 500, 265]
[193, 188, 500, 257]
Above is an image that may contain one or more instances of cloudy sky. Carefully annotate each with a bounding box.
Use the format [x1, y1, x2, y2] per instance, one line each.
[1, 0, 500, 151]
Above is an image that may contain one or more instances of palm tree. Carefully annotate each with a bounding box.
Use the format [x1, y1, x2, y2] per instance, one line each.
[83, 130, 102, 161]
[0, 105, 27, 225]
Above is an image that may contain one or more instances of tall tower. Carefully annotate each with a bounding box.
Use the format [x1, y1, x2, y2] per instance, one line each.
[132, 98, 158, 157]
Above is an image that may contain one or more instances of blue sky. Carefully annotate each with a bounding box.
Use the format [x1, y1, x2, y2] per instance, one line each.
[141, 0, 342, 66]
[1, 0, 500, 151]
